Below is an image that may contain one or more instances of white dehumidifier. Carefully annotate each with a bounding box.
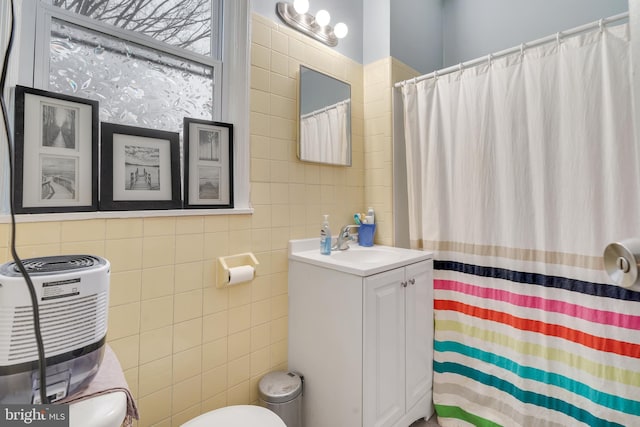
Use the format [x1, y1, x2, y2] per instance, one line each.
[0, 254, 110, 404]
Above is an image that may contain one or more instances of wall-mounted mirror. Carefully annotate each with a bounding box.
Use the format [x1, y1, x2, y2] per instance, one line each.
[298, 65, 351, 166]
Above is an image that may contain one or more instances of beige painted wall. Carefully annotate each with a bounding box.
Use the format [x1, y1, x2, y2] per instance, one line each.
[0, 14, 365, 427]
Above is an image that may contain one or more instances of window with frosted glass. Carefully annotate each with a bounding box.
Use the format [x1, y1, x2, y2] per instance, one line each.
[50, 0, 215, 56]
[49, 18, 214, 132]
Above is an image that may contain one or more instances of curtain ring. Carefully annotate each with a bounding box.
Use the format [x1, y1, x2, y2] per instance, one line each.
[487, 54, 493, 65]
[556, 32, 561, 46]
[520, 43, 525, 57]
[599, 18, 604, 33]
[458, 63, 464, 73]
[434, 70, 439, 80]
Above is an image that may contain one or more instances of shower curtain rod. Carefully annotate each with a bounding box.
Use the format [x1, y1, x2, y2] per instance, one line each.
[394, 11, 629, 88]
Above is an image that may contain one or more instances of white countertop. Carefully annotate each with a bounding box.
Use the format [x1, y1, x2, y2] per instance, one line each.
[288, 238, 433, 276]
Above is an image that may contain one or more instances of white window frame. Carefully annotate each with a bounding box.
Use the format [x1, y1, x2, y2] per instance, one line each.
[5, 0, 250, 219]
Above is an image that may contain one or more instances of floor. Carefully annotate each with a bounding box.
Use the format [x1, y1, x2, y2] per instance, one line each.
[411, 413, 440, 427]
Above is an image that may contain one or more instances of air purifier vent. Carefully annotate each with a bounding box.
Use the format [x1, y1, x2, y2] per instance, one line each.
[3, 292, 108, 362]
[0, 255, 104, 277]
[13, 255, 99, 274]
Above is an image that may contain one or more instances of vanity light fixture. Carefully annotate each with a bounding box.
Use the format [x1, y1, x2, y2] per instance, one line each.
[276, 2, 348, 47]
[315, 9, 330, 27]
[293, 0, 309, 14]
[333, 22, 348, 39]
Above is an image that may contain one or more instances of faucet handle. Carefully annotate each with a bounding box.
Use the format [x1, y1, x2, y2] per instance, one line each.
[333, 224, 360, 250]
[342, 224, 360, 233]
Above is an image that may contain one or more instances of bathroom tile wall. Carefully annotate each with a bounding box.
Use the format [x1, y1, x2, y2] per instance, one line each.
[0, 14, 364, 427]
[364, 58, 393, 245]
[363, 57, 419, 246]
[392, 57, 422, 86]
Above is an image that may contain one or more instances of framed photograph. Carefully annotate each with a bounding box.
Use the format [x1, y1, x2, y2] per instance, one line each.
[183, 118, 233, 208]
[100, 123, 181, 210]
[13, 86, 98, 213]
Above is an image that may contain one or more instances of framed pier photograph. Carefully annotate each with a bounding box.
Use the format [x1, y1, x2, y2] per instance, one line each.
[13, 86, 98, 213]
[100, 123, 181, 210]
[183, 118, 233, 209]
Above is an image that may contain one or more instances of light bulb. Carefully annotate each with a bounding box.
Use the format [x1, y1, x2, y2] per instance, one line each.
[315, 9, 330, 27]
[293, 0, 309, 14]
[334, 22, 348, 38]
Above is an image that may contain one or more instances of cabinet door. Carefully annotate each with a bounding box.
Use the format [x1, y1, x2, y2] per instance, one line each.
[405, 260, 434, 411]
[364, 268, 406, 427]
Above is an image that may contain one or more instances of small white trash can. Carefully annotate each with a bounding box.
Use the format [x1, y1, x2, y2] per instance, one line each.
[258, 371, 303, 427]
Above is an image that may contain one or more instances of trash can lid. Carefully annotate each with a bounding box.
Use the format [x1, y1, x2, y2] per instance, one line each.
[258, 371, 303, 403]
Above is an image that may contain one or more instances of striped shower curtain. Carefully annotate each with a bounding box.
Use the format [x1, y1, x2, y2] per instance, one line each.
[401, 23, 640, 426]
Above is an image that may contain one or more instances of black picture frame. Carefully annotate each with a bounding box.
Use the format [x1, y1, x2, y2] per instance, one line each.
[183, 118, 234, 209]
[13, 85, 99, 213]
[100, 123, 182, 210]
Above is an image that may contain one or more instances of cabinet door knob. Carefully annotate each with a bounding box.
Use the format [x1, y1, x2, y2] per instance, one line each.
[409, 278, 416, 285]
[401, 281, 408, 288]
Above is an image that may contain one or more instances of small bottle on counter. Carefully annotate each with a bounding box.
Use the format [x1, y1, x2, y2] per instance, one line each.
[366, 207, 375, 224]
[320, 214, 332, 255]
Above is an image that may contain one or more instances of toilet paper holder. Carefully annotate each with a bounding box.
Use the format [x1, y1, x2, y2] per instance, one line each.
[217, 252, 259, 288]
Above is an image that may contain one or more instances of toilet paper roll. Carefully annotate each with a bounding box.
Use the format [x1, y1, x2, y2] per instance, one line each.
[228, 265, 255, 285]
[603, 239, 640, 290]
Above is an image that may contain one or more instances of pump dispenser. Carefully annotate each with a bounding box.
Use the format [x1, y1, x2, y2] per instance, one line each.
[320, 214, 331, 255]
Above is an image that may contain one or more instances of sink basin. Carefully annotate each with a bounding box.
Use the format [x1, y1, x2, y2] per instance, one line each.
[329, 248, 406, 264]
[288, 239, 431, 276]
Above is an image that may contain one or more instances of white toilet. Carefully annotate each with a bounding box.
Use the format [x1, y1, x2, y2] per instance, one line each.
[68, 391, 127, 427]
[181, 405, 286, 427]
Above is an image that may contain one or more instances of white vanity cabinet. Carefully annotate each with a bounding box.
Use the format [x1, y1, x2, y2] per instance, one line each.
[288, 242, 434, 427]
[363, 260, 434, 427]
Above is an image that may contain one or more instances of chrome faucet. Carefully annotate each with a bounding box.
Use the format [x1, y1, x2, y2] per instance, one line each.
[332, 224, 360, 251]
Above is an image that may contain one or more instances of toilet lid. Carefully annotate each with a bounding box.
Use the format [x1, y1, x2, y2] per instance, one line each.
[181, 405, 286, 427]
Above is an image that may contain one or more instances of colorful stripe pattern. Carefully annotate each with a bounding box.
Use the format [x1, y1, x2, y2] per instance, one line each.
[433, 259, 640, 427]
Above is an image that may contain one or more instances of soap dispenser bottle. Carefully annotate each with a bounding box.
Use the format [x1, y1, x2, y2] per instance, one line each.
[320, 214, 332, 255]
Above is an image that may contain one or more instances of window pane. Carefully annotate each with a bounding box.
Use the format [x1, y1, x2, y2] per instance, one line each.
[49, 18, 214, 132]
[51, 0, 213, 56]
